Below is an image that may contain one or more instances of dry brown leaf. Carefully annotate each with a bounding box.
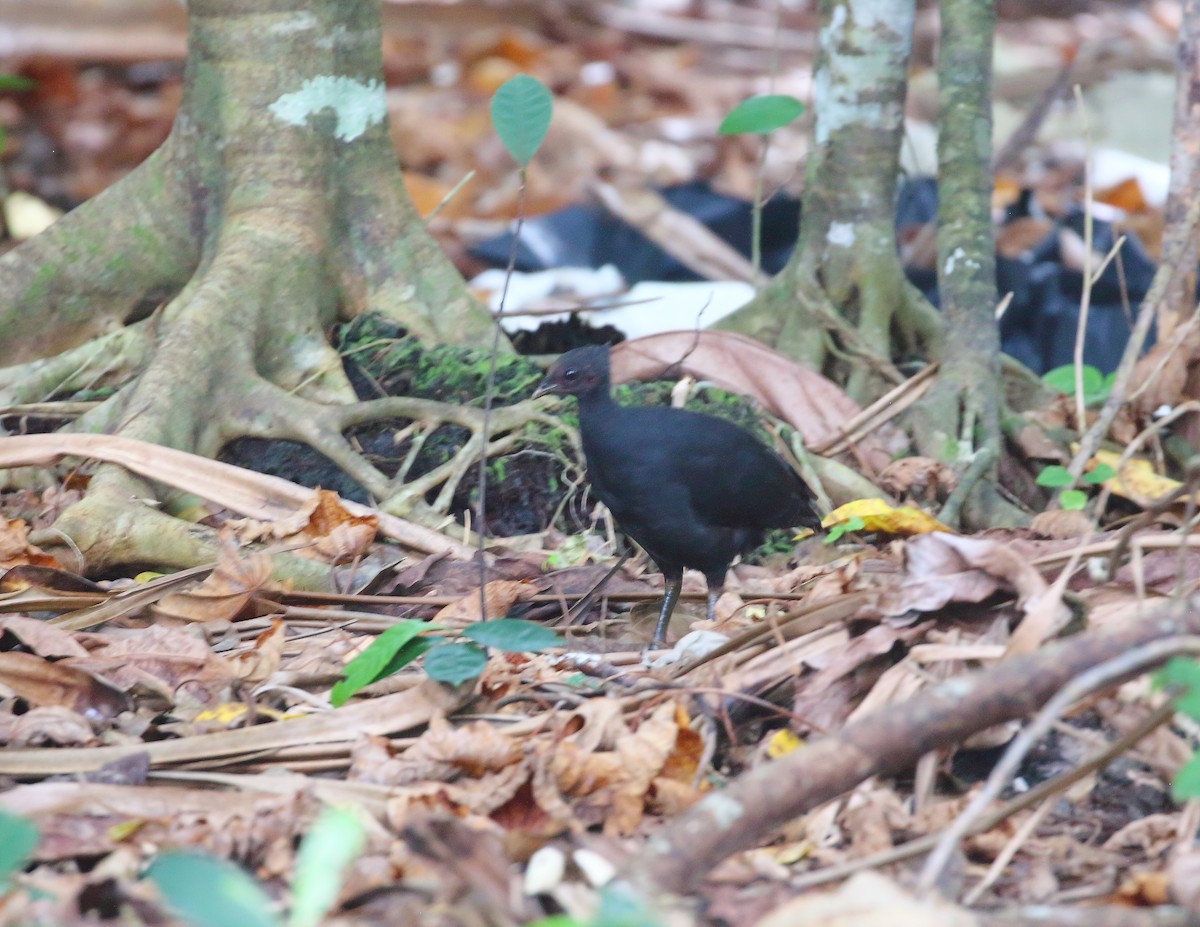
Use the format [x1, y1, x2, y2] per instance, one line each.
[755, 870, 976, 927]
[153, 538, 272, 623]
[353, 714, 523, 786]
[1004, 548, 1075, 657]
[0, 781, 308, 862]
[0, 651, 128, 721]
[0, 614, 89, 658]
[608, 701, 680, 835]
[229, 488, 378, 564]
[433, 579, 536, 627]
[877, 457, 957, 503]
[0, 705, 97, 747]
[1029, 509, 1094, 539]
[69, 625, 238, 704]
[1130, 325, 1200, 417]
[0, 519, 57, 569]
[547, 740, 623, 798]
[876, 533, 1051, 619]
[231, 616, 286, 685]
[610, 331, 904, 471]
[0, 433, 476, 559]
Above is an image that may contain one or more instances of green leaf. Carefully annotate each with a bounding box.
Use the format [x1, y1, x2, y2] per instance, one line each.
[289, 807, 365, 927]
[423, 642, 487, 685]
[594, 883, 660, 927]
[1157, 656, 1200, 690]
[330, 620, 429, 707]
[824, 514, 864, 544]
[0, 812, 38, 885]
[490, 74, 553, 166]
[1172, 752, 1200, 801]
[1082, 463, 1116, 485]
[463, 619, 559, 652]
[1058, 489, 1088, 510]
[1156, 657, 1200, 719]
[1036, 465, 1072, 488]
[522, 918, 583, 927]
[147, 852, 278, 927]
[1042, 364, 1108, 405]
[718, 94, 804, 135]
[0, 75, 35, 92]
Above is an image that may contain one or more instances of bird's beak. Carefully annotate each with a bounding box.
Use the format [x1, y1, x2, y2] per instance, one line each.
[532, 378, 558, 400]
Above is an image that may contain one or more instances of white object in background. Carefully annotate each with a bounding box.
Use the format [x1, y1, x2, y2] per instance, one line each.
[1091, 148, 1170, 209]
[474, 266, 755, 341]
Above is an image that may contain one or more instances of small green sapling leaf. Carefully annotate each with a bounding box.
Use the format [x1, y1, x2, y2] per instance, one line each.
[824, 515, 864, 544]
[330, 620, 431, 706]
[718, 94, 804, 135]
[1172, 753, 1200, 801]
[147, 852, 277, 927]
[463, 618, 559, 652]
[424, 642, 488, 685]
[0, 812, 37, 887]
[289, 807, 366, 927]
[1082, 463, 1116, 484]
[1036, 465, 1072, 488]
[1042, 364, 1108, 406]
[1058, 489, 1088, 510]
[490, 74, 553, 166]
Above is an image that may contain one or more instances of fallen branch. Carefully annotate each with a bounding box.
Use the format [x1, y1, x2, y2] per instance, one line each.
[617, 592, 1200, 896]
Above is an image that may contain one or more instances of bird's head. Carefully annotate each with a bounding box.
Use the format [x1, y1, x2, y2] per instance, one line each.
[532, 345, 611, 399]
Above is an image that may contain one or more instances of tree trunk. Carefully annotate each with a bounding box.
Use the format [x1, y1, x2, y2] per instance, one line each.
[717, 0, 942, 404]
[909, 0, 1018, 527]
[0, 0, 512, 580]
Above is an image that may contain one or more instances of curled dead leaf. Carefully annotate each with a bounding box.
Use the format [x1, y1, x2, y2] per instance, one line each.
[231, 617, 287, 685]
[434, 580, 536, 627]
[1030, 509, 1094, 539]
[153, 538, 272, 622]
[227, 489, 377, 563]
[0, 651, 129, 721]
[877, 457, 957, 503]
[0, 519, 57, 569]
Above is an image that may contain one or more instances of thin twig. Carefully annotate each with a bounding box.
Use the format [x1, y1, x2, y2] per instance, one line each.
[917, 637, 1200, 896]
[477, 172, 528, 618]
[789, 700, 1175, 892]
[1068, 197, 1200, 480]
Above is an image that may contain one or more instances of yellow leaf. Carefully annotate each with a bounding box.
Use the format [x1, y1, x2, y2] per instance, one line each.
[821, 498, 953, 535]
[1090, 450, 1187, 505]
[193, 703, 289, 724]
[766, 729, 804, 759]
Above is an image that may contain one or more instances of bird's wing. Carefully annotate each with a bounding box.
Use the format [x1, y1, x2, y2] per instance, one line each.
[672, 417, 820, 530]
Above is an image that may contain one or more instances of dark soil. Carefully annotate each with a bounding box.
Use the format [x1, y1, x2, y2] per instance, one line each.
[221, 314, 808, 548]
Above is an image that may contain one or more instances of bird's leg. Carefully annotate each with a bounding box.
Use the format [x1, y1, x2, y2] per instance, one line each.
[705, 588, 721, 624]
[652, 574, 683, 647]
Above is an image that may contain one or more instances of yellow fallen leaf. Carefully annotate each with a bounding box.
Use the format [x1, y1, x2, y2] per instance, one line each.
[766, 729, 804, 759]
[1090, 450, 1188, 505]
[193, 703, 290, 724]
[821, 498, 953, 535]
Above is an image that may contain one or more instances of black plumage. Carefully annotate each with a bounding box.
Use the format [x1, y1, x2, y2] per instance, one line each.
[534, 345, 822, 645]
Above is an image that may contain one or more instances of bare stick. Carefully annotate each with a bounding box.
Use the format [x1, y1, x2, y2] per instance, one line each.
[917, 636, 1200, 895]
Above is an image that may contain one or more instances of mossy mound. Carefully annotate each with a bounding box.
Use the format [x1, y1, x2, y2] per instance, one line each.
[223, 316, 803, 555]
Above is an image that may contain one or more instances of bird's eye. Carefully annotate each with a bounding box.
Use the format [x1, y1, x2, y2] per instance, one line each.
[563, 368, 579, 381]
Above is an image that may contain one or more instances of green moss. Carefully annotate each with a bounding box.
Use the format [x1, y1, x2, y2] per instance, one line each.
[23, 262, 58, 305]
[337, 315, 542, 406]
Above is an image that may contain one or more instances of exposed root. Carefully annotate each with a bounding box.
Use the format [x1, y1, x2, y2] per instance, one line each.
[0, 142, 198, 366]
[0, 0, 509, 583]
[0, 321, 152, 404]
[235, 384, 576, 527]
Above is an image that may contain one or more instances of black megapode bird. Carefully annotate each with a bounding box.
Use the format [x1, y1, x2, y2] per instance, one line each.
[533, 345, 822, 646]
